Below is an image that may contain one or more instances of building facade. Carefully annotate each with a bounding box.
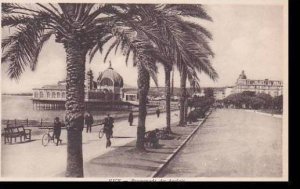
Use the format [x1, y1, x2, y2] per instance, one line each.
[233, 70, 283, 97]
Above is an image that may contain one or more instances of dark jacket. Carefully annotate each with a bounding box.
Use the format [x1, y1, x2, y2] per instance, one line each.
[128, 113, 133, 122]
[156, 109, 160, 114]
[104, 117, 114, 131]
[85, 114, 94, 125]
[53, 121, 62, 136]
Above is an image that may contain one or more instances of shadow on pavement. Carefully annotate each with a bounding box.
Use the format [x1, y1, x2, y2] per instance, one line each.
[111, 136, 136, 139]
[89, 161, 158, 172]
[3, 139, 38, 145]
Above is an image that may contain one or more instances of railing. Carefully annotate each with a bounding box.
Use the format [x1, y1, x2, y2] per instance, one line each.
[1, 119, 55, 128]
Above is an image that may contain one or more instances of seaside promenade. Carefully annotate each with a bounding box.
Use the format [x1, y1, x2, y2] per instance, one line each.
[1, 111, 181, 178]
[1, 108, 284, 180]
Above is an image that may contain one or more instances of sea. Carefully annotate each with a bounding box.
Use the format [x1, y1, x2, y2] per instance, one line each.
[1, 95, 132, 122]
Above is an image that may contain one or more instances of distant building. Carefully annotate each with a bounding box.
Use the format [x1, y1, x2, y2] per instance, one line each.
[233, 70, 283, 97]
[192, 87, 233, 100]
[122, 90, 139, 104]
[213, 87, 234, 100]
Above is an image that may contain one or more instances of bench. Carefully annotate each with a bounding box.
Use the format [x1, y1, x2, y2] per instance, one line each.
[144, 129, 159, 148]
[3, 125, 31, 144]
[156, 127, 171, 140]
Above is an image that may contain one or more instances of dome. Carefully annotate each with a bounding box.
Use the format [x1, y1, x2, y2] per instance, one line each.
[238, 70, 247, 79]
[97, 62, 124, 87]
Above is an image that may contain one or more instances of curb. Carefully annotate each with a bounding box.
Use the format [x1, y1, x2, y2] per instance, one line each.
[150, 109, 213, 178]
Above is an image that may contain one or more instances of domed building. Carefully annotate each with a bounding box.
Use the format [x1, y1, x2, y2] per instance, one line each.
[32, 61, 133, 110]
[96, 62, 123, 100]
[85, 62, 124, 102]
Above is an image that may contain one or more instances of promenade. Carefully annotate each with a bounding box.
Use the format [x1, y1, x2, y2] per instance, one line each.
[1, 111, 181, 178]
[1, 108, 283, 179]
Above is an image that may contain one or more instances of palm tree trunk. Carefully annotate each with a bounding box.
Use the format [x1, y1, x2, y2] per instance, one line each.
[179, 68, 187, 126]
[184, 98, 188, 124]
[164, 66, 171, 133]
[64, 43, 87, 177]
[136, 63, 150, 150]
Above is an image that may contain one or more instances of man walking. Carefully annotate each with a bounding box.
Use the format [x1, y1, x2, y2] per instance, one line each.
[128, 111, 133, 126]
[85, 111, 94, 133]
[156, 108, 160, 118]
[53, 117, 62, 146]
[104, 114, 114, 148]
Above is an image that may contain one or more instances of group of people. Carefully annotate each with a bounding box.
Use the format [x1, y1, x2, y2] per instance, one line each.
[51, 108, 161, 147]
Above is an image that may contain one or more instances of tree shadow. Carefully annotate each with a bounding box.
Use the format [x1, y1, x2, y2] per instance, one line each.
[89, 161, 158, 172]
[138, 158, 166, 164]
[145, 150, 173, 155]
[111, 136, 136, 139]
[3, 139, 38, 145]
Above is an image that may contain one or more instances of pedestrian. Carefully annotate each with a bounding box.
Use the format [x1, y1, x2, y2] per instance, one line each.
[85, 111, 94, 133]
[156, 108, 160, 118]
[128, 111, 133, 126]
[53, 117, 62, 146]
[103, 114, 114, 148]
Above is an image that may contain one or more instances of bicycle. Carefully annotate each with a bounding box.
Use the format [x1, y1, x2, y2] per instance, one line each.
[41, 128, 59, 146]
[98, 127, 105, 139]
[98, 126, 113, 139]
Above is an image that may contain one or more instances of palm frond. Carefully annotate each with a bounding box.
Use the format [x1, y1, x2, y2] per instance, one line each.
[107, 27, 159, 86]
[163, 4, 213, 21]
[88, 34, 112, 63]
[2, 24, 53, 80]
[103, 39, 119, 63]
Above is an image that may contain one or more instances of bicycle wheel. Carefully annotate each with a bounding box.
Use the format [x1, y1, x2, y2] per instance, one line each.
[98, 129, 104, 139]
[42, 134, 50, 146]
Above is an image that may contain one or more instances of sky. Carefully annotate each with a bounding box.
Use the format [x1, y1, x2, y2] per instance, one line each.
[1, 4, 285, 93]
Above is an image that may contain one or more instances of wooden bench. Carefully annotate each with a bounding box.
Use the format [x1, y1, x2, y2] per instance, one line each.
[3, 125, 31, 144]
[144, 129, 159, 148]
[156, 127, 171, 140]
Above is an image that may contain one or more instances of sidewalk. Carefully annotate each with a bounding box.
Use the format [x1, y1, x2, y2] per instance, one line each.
[1, 111, 179, 178]
[81, 116, 210, 178]
[1, 110, 210, 179]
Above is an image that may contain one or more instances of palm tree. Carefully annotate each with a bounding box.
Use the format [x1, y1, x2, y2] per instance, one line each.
[103, 27, 162, 150]
[159, 5, 219, 126]
[128, 5, 218, 127]
[85, 4, 217, 149]
[103, 4, 218, 137]
[2, 3, 121, 177]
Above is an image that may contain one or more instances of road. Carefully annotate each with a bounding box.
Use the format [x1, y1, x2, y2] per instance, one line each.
[1, 111, 179, 178]
[158, 109, 283, 177]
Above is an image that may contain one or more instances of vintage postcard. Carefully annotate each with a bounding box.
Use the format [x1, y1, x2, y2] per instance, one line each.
[0, 0, 288, 182]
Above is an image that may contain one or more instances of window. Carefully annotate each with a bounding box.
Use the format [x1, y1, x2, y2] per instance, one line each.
[52, 92, 56, 98]
[34, 92, 39, 98]
[47, 92, 50, 98]
[100, 78, 113, 86]
[57, 92, 60, 98]
[40, 91, 44, 98]
[62, 92, 66, 98]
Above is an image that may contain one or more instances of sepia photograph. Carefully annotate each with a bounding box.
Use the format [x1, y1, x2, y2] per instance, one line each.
[0, 0, 288, 181]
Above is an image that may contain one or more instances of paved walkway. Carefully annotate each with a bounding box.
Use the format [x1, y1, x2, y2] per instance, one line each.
[1, 111, 181, 178]
[157, 109, 283, 178]
[81, 122, 201, 178]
